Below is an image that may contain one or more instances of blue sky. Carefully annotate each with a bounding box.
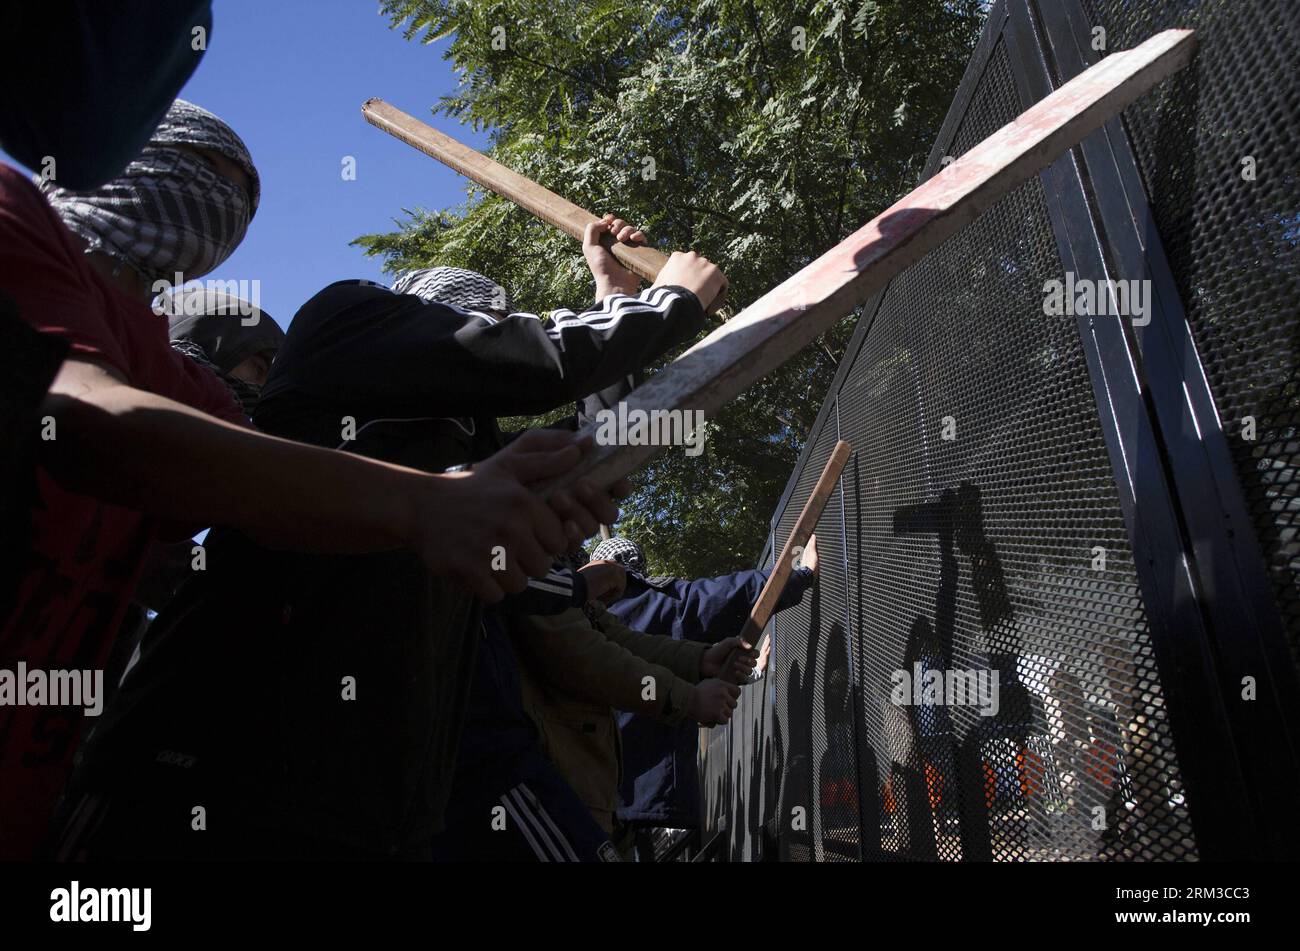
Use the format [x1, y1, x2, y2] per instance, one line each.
[1, 0, 488, 331]
[183, 0, 490, 329]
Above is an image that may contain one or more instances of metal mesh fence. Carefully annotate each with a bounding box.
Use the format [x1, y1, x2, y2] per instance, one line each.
[699, 699, 730, 850]
[1079, 0, 1300, 679]
[698, 0, 1298, 862]
[832, 39, 1194, 861]
[701, 8, 1232, 860]
[771, 425, 859, 862]
[700, 544, 776, 861]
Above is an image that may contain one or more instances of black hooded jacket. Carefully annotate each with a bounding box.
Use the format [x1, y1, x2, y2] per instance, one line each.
[69, 279, 705, 857]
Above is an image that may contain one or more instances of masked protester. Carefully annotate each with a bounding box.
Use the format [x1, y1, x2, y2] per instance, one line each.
[141, 289, 285, 615]
[1, 94, 629, 860]
[164, 288, 285, 417]
[55, 218, 727, 861]
[591, 534, 818, 860]
[41, 99, 259, 298]
[0, 98, 258, 862]
[0, 99, 257, 860]
[0, 1, 214, 733]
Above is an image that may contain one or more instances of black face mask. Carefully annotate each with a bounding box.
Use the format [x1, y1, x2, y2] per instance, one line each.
[166, 302, 284, 377]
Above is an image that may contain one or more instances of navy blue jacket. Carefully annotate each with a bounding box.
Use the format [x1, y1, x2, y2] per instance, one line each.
[609, 566, 814, 827]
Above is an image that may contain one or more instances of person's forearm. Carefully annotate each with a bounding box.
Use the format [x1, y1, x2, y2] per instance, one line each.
[40, 382, 419, 553]
[522, 624, 685, 716]
[776, 566, 816, 609]
[599, 608, 707, 682]
[503, 567, 587, 615]
[593, 277, 638, 302]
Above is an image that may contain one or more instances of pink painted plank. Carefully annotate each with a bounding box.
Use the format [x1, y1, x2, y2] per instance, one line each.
[539, 28, 1196, 497]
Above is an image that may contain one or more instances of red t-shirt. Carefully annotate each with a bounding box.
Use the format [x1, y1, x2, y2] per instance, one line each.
[0, 163, 246, 859]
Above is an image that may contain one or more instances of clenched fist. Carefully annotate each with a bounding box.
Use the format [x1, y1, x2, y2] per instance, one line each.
[702, 635, 758, 682]
[687, 678, 741, 726]
[652, 250, 728, 315]
[578, 559, 627, 604]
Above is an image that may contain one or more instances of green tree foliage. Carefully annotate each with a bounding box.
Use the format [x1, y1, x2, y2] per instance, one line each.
[357, 0, 985, 577]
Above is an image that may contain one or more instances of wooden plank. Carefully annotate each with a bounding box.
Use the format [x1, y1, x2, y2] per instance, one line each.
[530, 28, 1195, 497]
[723, 440, 852, 683]
[362, 98, 671, 283]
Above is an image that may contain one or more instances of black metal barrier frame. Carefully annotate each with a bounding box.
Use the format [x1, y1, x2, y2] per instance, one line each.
[701, 0, 1300, 862]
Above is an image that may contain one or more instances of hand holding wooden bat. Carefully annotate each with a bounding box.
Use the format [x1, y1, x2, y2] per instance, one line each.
[704, 636, 760, 682]
[716, 444, 852, 684]
[584, 214, 645, 300]
[688, 678, 742, 726]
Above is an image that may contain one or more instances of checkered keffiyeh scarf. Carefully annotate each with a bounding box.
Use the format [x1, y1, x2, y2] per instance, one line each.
[41, 99, 258, 287]
[170, 338, 263, 418]
[590, 537, 647, 574]
[391, 266, 512, 315]
[150, 100, 260, 212]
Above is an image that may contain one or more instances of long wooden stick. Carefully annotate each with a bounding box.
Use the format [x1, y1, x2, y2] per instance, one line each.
[362, 98, 671, 282]
[522, 28, 1195, 497]
[723, 440, 852, 683]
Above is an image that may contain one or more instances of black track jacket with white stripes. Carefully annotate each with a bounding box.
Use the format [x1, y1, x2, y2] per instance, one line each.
[257, 279, 706, 429]
[68, 280, 705, 859]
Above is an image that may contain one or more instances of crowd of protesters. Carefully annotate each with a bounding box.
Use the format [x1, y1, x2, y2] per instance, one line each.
[0, 2, 816, 862]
